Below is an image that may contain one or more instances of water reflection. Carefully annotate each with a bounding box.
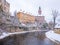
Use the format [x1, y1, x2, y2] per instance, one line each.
[3, 31, 59, 45]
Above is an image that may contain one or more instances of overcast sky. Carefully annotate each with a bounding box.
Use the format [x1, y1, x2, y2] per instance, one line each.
[6, 0, 60, 22]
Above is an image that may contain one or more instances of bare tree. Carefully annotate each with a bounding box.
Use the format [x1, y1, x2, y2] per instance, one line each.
[52, 10, 59, 29]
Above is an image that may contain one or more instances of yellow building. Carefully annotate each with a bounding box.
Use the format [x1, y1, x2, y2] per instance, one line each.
[17, 12, 35, 24]
[0, 0, 10, 13]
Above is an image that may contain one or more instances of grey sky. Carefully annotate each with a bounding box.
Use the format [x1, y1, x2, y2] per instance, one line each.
[6, 0, 60, 22]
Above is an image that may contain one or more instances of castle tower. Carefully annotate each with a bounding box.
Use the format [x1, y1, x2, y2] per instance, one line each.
[38, 6, 42, 15]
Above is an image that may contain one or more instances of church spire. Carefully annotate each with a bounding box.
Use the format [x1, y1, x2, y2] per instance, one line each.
[38, 6, 42, 15]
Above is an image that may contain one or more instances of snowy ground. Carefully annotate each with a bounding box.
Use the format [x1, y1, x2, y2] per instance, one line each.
[45, 30, 60, 44]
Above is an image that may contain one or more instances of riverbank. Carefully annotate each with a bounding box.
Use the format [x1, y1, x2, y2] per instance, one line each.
[0, 30, 47, 40]
[0, 31, 28, 40]
[0, 30, 58, 45]
[45, 30, 60, 44]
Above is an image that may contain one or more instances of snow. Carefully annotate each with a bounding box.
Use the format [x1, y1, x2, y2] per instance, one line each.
[0, 32, 10, 39]
[55, 24, 60, 28]
[0, 31, 28, 39]
[45, 30, 60, 43]
[0, 30, 40, 39]
[0, 30, 47, 40]
[0, 30, 57, 41]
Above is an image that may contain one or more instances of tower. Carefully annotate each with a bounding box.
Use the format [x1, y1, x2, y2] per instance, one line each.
[38, 6, 42, 15]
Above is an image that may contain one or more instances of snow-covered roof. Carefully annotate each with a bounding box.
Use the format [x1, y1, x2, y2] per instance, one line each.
[55, 24, 60, 28]
[54, 15, 60, 28]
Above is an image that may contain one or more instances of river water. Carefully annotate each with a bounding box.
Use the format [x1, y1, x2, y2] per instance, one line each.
[2, 31, 60, 45]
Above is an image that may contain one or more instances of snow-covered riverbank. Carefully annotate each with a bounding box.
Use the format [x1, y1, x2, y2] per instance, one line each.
[45, 30, 60, 44]
[0, 30, 47, 40]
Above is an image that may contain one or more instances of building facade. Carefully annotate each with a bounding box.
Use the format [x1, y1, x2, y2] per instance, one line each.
[17, 12, 35, 24]
[35, 16, 45, 24]
[0, 0, 10, 13]
[35, 16, 46, 29]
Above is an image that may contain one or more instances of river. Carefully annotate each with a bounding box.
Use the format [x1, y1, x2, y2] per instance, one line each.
[1, 31, 60, 45]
